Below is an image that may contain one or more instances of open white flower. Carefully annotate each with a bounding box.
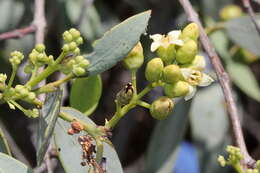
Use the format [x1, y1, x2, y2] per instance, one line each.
[150, 30, 184, 52]
[181, 68, 214, 100]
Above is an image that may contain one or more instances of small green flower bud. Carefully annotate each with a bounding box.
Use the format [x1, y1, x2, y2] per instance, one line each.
[69, 28, 81, 39]
[27, 92, 36, 100]
[64, 33, 73, 43]
[150, 96, 174, 120]
[116, 83, 134, 106]
[145, 58, 164, 82]
[163, 81, 189, 98]
[180, 23, 200, 42]
[25, 108, 39, 118]
[0, 73, 7, 83]
[217, 155, 226, 167]
[220, 5, 243, 21]
[79, 59, 90, 68]
[162, 64, 182, 84]
[69, 42, 77, 51]
[176, 40, 197, 64]
[74, 47, 80, 55]
[123, 42, 144, 70]
[35, 44, 45, 53]
[75, 56, 84, 62]
[156, 44, 176, 65]
[73, 67, 85, 76]
[76, 37, 83, 45]
[62, 44, 70, 52]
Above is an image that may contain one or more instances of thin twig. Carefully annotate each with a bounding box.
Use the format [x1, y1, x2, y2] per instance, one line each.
[33, 0, 46, 44]
[178, 0, 255, 168]
[0, 25, 36, 41]
[241, 0, 260, 35]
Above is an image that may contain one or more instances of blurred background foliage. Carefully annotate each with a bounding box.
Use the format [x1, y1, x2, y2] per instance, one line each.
[0, 0, 260, 172]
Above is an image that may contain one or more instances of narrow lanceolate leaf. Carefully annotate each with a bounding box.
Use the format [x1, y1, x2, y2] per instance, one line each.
[224, 15, 260, 56]
[0, 153, 34, 173]
[54, 107, 123, 173]
[190, 84, 231, 173]
[37, 90, 63, 166]
[226, 61, 260, 102]
[70, 75, 102, 116]
[0, 126, 11, 155]
[86, 10, 151, 76]
[144, 100, 191, 173]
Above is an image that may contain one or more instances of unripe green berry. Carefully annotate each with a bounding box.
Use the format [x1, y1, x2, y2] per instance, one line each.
[162, 64, 182, 84]
[35, 44, 45, 53]
[176, 40, 197, 64]
[145, 58, 164, 82]
[123, 42, 144, 70]
[163, 81, 189, 98]
[220, 5, 243, 21]
[180, 23, 200, 42]
[79, 59, 90, 68]
[62, 44, 70, 52]
[150, 96, 174, 120]
[73, 67, 85, 76]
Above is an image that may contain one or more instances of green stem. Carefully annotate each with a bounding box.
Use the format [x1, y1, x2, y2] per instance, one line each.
[35, 73, 74, 94]
[137, 100, 151, 109]
[25, 52, 67, 88]
[131, 70, 137, 95]
[105, 82, 159, 129]
[205, 22, 225, 35]
[95, 139, 103, 164]
[7, 67, 17, 89]
[233, 163, 244, 173]
[59, 111, 106, 138]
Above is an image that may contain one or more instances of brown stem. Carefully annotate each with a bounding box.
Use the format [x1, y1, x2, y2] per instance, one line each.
[241, 0, 260, 36]
[179, 0, 255, 168]
[0, 25, 36, 41]
[33, 0, 47, 44]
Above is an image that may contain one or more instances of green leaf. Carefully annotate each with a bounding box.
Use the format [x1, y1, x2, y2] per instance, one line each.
[224, 15, 260, 56]
[86, 10, 151, 76]
[70, 75, 102, 116]
[190, 84, 231, 173]
[65, 0, 102, 40]
[226, 61, 260, 102]
[54, 107, 123, 173]
[37, 90, 63, 165]
[0, 126, 11, 155]
[0, 153, 34, 173]
[210, 30, 230, 60]
[144, 100, 191, 173]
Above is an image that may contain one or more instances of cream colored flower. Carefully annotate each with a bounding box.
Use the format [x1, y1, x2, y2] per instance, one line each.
[150, 30, 184, 52]
[181, 68, 214, 100]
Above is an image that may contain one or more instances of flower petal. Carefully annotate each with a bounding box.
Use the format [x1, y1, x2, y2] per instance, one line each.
[168, 30, 182, 39]
[192, 55, 206, 71]
[169, 39, 184, 46]
[184, 85, 197, 100]
[150, 42, 161, 52]
[150, 34, 163, 42]
[198, 73, 214, 86]
[180, 68, 192, 80]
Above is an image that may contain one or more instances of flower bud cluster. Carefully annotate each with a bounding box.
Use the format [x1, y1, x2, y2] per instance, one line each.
[25, 44, 54, 72]
[218, 145, 260, 173]
[62, 28, 83, 55]
[9, 51, 24, 67]
[0, 73, 7, 84]
[146, 23, 214, 102]
[24, 108, 39, 118]
[60, 55, 90, 76]
[14, 85, 38, 103]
